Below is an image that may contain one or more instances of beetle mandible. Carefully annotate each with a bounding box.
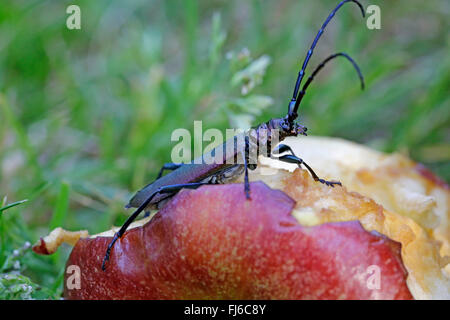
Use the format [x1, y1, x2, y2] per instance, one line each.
[102, 0, 366, 270]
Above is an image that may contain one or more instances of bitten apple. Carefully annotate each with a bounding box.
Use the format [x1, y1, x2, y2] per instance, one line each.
[63, 181, 412, 300]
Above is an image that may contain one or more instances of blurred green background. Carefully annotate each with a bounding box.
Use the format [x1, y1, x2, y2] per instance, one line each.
[0, 0, 448, 298]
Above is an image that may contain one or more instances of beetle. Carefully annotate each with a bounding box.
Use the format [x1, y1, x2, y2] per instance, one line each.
[102, 0, 366, 270]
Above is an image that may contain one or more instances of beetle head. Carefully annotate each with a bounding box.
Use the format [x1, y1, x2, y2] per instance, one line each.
[268, 117, 307, 140]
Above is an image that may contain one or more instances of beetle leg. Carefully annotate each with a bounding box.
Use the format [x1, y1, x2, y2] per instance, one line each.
[302, 161, 342, 187]
[156, 163, 183, 180]
[273, 145, 341, 187]
[244, 136, 251, 200]
[102, 181, 208, 271]
[272, 144, 303, 169]
[272, 144, 302, 169]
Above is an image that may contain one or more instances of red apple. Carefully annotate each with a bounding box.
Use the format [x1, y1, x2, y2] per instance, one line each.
[63, 182, 412, 299]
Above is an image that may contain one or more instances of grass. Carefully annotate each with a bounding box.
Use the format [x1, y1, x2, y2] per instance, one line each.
[0, 0, 448, 299]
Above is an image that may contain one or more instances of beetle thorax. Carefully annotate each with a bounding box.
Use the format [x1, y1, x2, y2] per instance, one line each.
[248, 117, 307, 157]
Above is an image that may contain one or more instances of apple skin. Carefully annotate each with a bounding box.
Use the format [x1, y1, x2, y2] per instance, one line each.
[64, 182, 413, 300]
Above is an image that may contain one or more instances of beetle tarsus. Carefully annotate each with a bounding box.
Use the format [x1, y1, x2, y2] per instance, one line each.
[102, 232, 120, 271]
[318, 179, 342, 187]
[245, 185, 251, 200]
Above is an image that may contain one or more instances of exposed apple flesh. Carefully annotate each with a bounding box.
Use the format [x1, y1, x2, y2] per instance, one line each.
[64, 182, 412, 299]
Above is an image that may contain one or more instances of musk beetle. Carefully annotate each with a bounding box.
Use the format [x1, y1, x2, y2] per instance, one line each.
[102, 0, 366, 270]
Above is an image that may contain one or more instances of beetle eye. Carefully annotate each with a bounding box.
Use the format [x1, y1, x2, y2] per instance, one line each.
[279, 119, 289, 131]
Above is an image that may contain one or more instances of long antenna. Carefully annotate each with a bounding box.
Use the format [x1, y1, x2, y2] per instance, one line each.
[288, 0, 365, 120]
[294, 52, 364, 109]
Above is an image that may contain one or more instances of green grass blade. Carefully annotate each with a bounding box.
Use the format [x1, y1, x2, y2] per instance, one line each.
[0, 199, 28, 215]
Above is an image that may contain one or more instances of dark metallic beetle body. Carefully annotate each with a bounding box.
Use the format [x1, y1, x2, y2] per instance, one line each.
[127, 117, 305, 210]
